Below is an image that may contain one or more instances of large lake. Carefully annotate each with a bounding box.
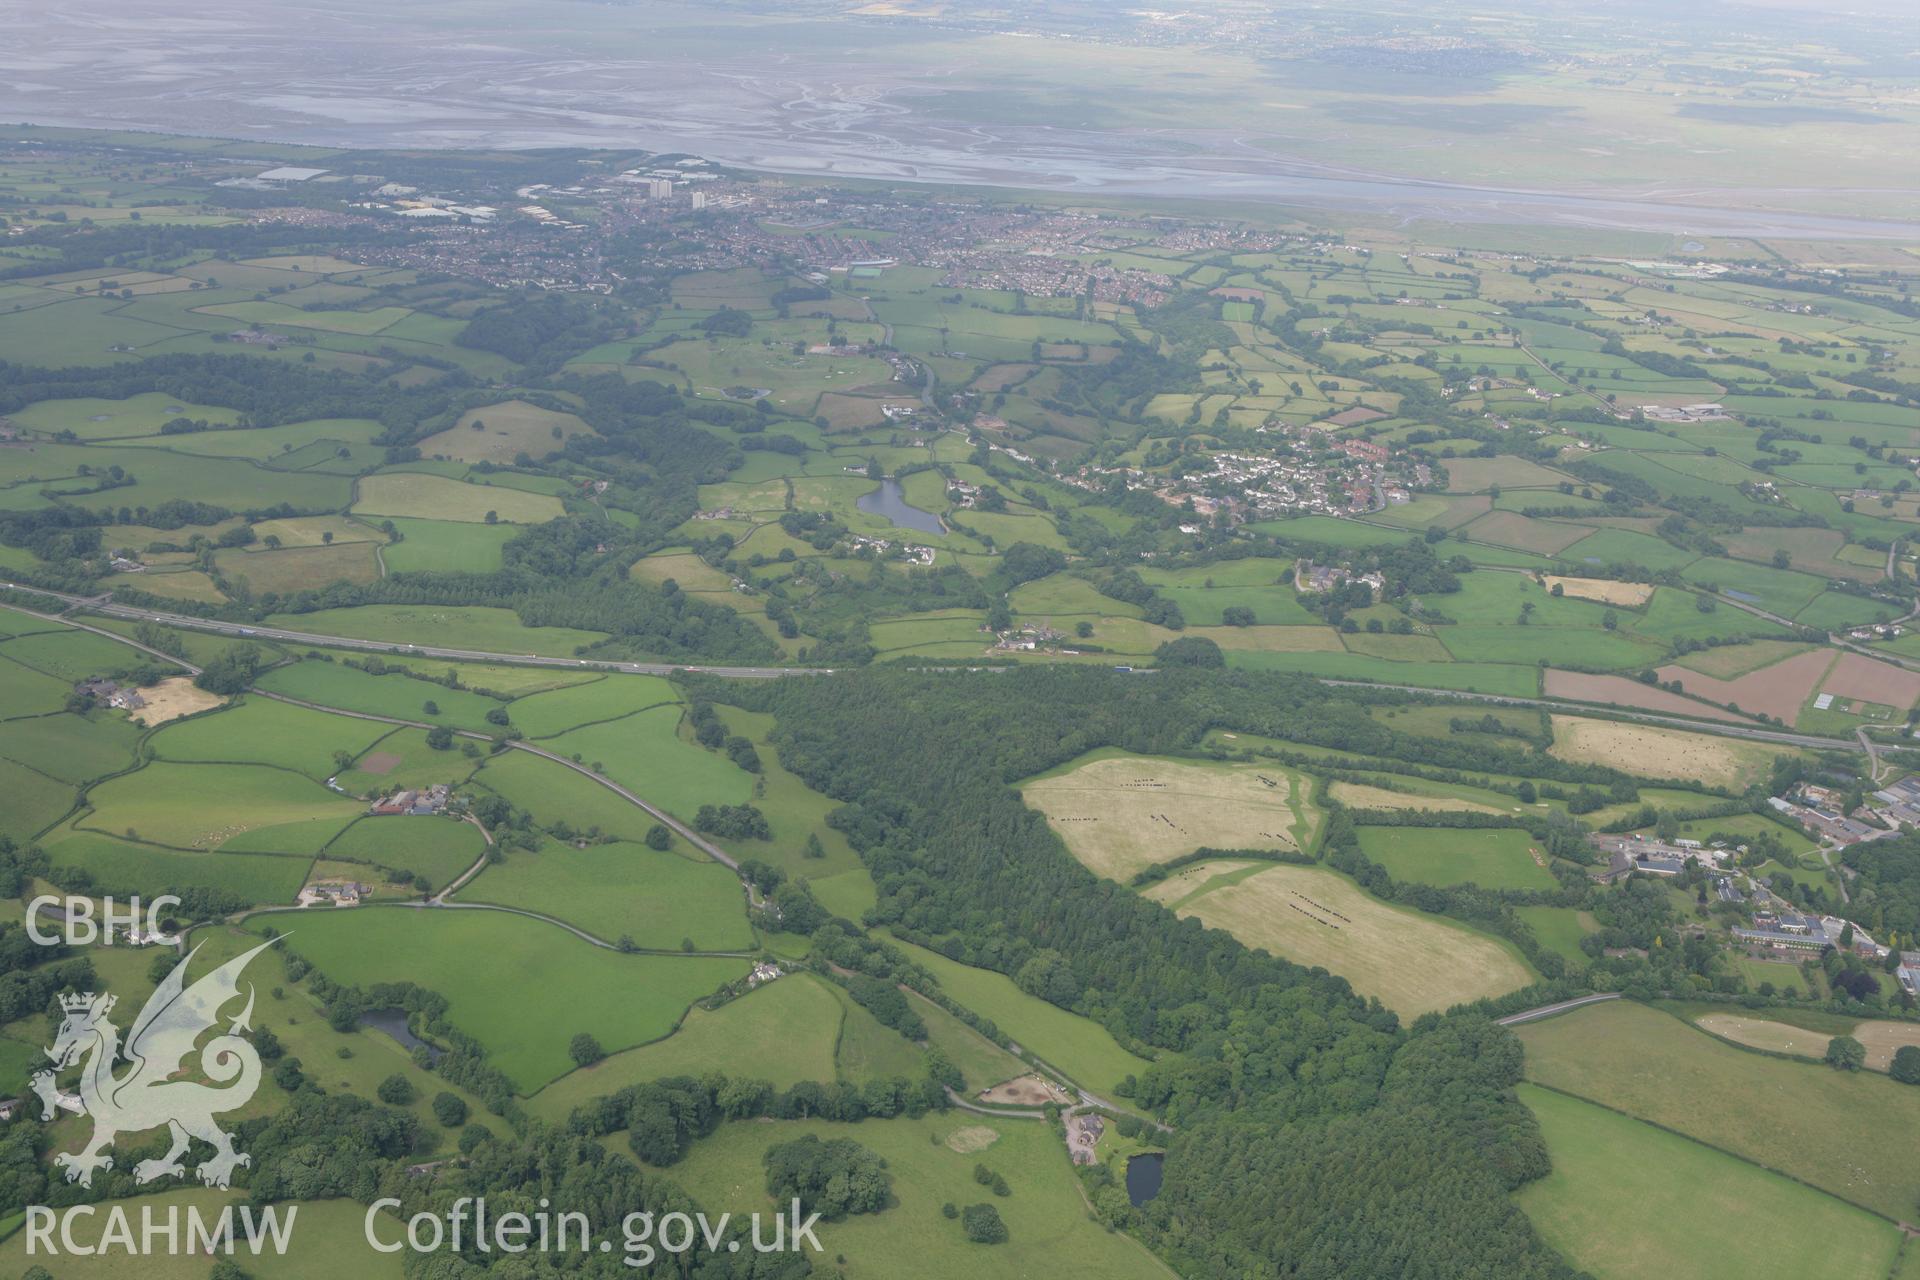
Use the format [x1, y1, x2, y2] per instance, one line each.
[857, 478, 944, 535]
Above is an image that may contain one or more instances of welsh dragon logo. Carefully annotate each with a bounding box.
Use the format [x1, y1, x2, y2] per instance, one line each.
[34, 938, 278, 1189]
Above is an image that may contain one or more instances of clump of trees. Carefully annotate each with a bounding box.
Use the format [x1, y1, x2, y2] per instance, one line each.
[763, 1135, 891, 1219]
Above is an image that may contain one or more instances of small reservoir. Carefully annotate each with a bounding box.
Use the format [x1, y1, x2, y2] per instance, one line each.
[857, 478, 944, 534]
[361, 1007, 440, 1062]
[1125, 1152, 1165, 1206]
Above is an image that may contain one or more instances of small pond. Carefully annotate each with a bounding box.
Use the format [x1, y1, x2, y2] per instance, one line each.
[1125, 1152, 1165, 1207]
[857, 478, 943, 535]
[360, 1007, 441, 1063]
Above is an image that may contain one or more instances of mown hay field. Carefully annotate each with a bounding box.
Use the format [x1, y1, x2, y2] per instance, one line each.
[1694, 1013, 1920, 1074]
[1142, 860, 1533, 1016]
[1022, 752, 1317, 881]
[1546, 715, 1786, 787]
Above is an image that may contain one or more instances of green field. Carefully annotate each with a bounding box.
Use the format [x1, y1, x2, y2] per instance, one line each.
[467, 749, 659, 843]
[79, 760, 360, 854]
[332, 726, 481, 795]
[506, 673, 680, 738]
[377, 517, 517, 574]
[462, 840, 752, 950]
[1517, 1000, 1920, 1221]
[354, 471, 565, 523]
[541, 703, 753, 822]
[1, 626, 159, 682]
[322, 814, 486, 889]
[12, 392, 240, 438]
[262, 907, 748, 1091]
[149, 694, 388, 778]
[1516, 1084, 1901, 1280]
[886, 934, 1152, 1094]
[1512, 906, 1597, 966]
[263, 606, 606, 658]
[0, 756, 80, 839]
[666, 1111, 1171, 1280]
[0, 708, 142, 782]
[37, 826, 309, 903]
[525, 974, 846, 1120]
[255, 659, 514, 733]
[1354, 826, 1557, 891]
[0, 654, 75, 722]
[417, 399, 596, 464]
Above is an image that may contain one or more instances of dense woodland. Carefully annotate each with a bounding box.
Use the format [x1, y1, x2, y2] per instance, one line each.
[718, 666, 1584, 1278]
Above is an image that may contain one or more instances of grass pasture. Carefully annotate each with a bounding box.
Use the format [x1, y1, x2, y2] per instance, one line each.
[0, 710, 141, 782]
[1354, 826, 1556, 891]
[254, 659, 511, 734]
[666, 1111, 1171, 1280]
[37, 827, 309, 903]
[331, 726, 479, 796]
[1021, 752, 1316, 881]
[1515, 1083, 1900, 1280]
[540, 703, 753, 823]
[505, 674, 679, 739]
[1517, 1000, 1920, 1222]
[78, 761, 359, 854]
[467, 749, 658, 844]
[1143, 860, 1532, 1016]
[261, 908, 748, 1092]
[148, 694, 388, 779]
[322, 814, 486, 889]
[212, 542, 380, 593]
[1512, 906, 1597, 966]
[417, 399, 596, 464]
[525, 973, 845, 1120]
[353, 471, 564, 524]
[1692, 1013, 1920, 1074]
[462, 841, 752, 950]
[377, 517, 518, 574]
[1, 626, 158, 682]
[263, 605, 606, 657]
[0, 756, 77, 839]
[886, 935, 1151, 1094]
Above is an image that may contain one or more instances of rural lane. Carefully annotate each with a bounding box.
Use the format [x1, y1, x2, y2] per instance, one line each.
[1494, 992, 1621, 1026]
[251, 689, 746, 871]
